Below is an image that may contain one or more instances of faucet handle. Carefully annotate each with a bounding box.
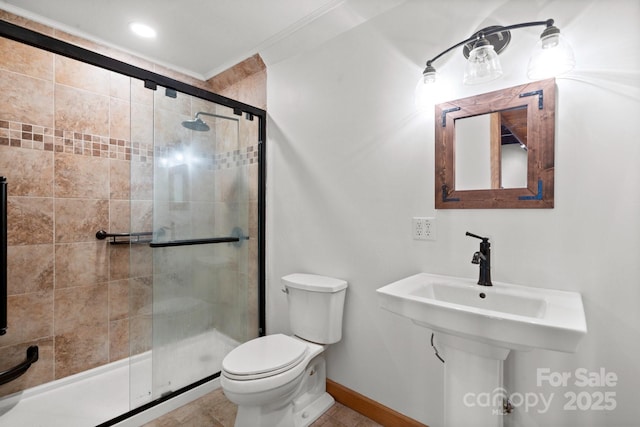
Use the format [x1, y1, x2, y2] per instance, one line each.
[466, 231, 489, 242]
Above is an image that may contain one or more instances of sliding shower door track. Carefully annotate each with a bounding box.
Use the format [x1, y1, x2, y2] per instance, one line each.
[96, 372, 220, 427]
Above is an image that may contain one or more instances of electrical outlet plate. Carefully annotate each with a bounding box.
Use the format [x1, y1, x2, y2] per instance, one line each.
[412, 217, 436, 241]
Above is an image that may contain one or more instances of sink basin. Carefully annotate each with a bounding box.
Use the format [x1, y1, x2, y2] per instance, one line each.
[377, 273, 587, 353]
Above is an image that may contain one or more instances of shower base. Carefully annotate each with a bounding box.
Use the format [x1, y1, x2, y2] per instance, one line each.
[0, 329, 238, 427]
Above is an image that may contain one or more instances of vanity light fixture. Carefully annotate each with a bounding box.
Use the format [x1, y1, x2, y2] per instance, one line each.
[420, 19, 574, 87]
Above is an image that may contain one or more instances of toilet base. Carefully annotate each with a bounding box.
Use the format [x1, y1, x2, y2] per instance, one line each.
[232, 353, 333, 427]
[293, 391, 334, 427]
[234, 391, 334, 427]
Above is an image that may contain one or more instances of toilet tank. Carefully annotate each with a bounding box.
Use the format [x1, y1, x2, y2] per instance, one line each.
[282, 273, 347, 344]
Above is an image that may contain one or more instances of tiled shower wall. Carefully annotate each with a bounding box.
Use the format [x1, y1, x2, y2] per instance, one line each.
[0, 36, 155, 396]
[0, 11, 265, 397]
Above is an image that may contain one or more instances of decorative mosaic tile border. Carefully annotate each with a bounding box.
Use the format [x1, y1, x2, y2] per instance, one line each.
[154, 145, 259, 170]
[1, 120, 259, 168]
[0, 120, 153, 163]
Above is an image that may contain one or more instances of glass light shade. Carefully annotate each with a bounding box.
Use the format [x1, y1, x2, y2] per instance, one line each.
[414, 73, 450, 111]
[423, 69, 437, 84]
[463, 44, 503, 85]
[527, 33, 575, 79]
[414, 76, 432, 110]
[415, 66, 438, 110]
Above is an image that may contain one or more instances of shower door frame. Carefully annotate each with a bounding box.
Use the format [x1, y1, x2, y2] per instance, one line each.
[0, 17, 266, 424]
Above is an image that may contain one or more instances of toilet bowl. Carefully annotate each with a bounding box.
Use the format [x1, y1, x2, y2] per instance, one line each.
[221, 273, 347, 427]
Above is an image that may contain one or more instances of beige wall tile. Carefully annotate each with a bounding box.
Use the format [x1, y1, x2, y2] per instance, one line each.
[109, 318, 129, 361]
[154, 89, 190, 116]
[54, 328, 108, 378]
[109, 245, 130, 281]
[242, 70, 267, 110]
[131, 200, 152, 234]
[110, 71, 130, 100]
[0, 291, 53, 347]
[131, 78, 154, 105]
[7, 196, 54, 245]
[131, 101, 154, 145]
[213, 116, 240, 154]
[130, 245, 153, 278]
[153, 64, 209, 92]
[190, 168, 217, 203]
[110, 199, 130, 232]
[239, 115, 260, 150]
[110, 97, 130, 141]
[55, 55, 110, 96]
[131, 161, 153, 200]
[248, 163, 259, 202]
[53, 29, 156, 73]
[0, 70, 54, 126]
[207, 54, 265, 94]
[54, 284, 109, 377]
[55, 198, 109, 243]
[219, 70, 267, 111]
[55, 84, 109, 135]
[54, 152, 109, 198]
[129, 314, 152, 355]
[0, 146, 53, 197]
[110, 159, 131, 200]
[130, 276, 152, 317]
[0, 37, 53, 80]
[217, 168, 244, 203]
[55, 242, 109, 288]
[154, 107, 190, 147]
[7, 244, 54, 295]
[109, 280, 129, 321]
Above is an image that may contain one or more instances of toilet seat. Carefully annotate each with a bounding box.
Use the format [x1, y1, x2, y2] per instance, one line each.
[222, 334, 308, 381]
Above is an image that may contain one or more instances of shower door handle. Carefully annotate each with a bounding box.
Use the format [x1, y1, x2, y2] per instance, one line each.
[149, 236, 240, 248]
[1, 176, 7, 336]
[149, 227, 249, 248]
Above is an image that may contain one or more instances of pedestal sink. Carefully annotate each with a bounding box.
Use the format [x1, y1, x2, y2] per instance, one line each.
[376, 273, 587, 427]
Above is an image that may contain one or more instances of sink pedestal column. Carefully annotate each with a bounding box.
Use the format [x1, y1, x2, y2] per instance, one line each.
[437, 334, 510, 427]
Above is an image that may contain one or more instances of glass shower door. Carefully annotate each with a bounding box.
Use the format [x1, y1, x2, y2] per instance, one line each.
[129, 82, 260, 406]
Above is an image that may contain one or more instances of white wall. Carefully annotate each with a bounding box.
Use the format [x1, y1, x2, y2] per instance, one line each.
[266, 1, 640, 426]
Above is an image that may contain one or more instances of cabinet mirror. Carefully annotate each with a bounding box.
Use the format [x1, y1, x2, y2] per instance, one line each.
[435, 78, 555, 209]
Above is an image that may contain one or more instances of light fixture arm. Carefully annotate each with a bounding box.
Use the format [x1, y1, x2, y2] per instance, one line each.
[425, 19, 555, 68]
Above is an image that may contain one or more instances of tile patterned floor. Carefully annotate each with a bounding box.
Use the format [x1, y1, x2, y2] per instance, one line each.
[142, 388, 382, 427]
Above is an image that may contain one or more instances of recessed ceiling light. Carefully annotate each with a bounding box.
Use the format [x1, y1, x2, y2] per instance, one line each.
[129, 22, 156, 38]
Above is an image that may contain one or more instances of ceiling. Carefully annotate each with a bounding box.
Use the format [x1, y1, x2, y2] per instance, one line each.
[0, 0, 399, 80]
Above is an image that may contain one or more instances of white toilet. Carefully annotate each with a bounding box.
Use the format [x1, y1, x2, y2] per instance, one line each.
[220, 273, 348, 427]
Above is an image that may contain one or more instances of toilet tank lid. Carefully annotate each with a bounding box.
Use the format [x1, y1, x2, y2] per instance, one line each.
[282, 273, 348, 293]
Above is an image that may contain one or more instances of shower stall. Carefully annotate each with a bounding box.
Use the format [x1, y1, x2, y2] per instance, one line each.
[0, 18, 265, 426]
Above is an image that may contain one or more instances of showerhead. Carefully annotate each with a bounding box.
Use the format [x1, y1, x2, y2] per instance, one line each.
[181, 116, 210, 132]
[182, 111, 239, 132]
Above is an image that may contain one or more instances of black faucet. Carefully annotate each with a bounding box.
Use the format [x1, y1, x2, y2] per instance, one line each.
[466, 232, 492, 286]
